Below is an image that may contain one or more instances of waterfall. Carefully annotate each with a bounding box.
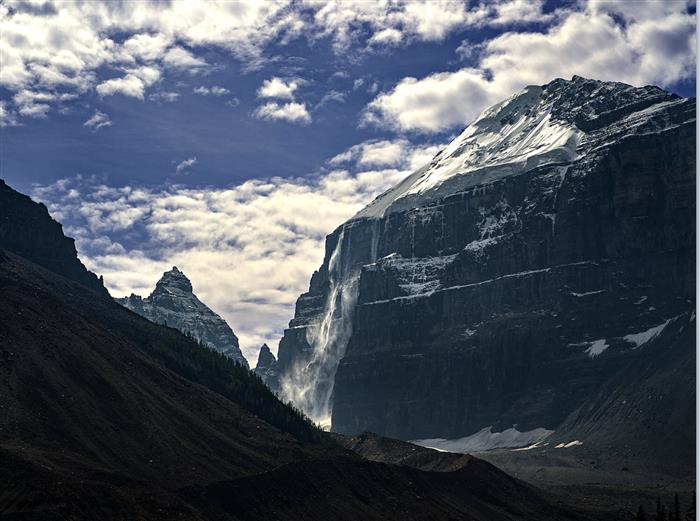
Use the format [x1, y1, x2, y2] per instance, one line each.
[280, 221, 381, 429]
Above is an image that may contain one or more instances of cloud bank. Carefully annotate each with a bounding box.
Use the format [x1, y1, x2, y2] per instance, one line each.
[3, 0, 654, 125]
[32, 139, 441, 364]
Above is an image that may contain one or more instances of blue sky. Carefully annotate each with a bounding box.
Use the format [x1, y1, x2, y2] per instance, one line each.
[1, 0, 696, 363]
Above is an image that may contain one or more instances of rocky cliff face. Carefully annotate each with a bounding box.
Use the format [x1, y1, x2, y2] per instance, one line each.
[255, 343, 280, 393]
[275, 76, 696, 459]
[118, 267, 248, 367]
[0, 179, 108, 295]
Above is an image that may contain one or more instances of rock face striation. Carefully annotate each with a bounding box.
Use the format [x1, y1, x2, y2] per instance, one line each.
[118, 267, 248, 367]
[274, 76, 695, 465]
[255, 343, 280, 393]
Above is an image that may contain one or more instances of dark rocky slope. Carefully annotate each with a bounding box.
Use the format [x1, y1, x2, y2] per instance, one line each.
[0, 179, 107, 295]
[275, 77, 695, 474]
[118, 267, 248, 367]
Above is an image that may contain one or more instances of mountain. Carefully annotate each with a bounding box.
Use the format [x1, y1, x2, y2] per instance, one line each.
[273, 76, 696, 474]
[254, 343, 280, 393]
[0, 179, 107, 296]
[0, 181, 589, 520]
[118, 267, 248, 367]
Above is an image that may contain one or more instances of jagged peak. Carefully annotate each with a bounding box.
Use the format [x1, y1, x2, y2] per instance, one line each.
[257, 343, 277, 367]
[154, 266, 193, 294]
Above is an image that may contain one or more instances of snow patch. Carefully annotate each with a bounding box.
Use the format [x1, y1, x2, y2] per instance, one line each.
[403, 87, 582, 197]
[570, 289, 605, 297]
[554, 440, 583, 449]
[354, 85, 582, 219]
[584, 339, 608, 358]
[411, 426, 553, 453]
[623, 318, 672, 348]
[380, 254, 457, 297]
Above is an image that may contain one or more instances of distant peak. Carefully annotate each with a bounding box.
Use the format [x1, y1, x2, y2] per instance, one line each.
[257, 343, 277, 366]
[155, 266, 192, 293]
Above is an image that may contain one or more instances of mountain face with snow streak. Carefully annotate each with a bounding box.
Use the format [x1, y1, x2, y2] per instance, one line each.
[273, 76, 695, 472]
[118, 267, 248, 368]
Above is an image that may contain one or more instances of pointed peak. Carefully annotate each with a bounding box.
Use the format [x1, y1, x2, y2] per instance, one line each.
[155, 266, 192, 293]
[256, 343, 277, 367]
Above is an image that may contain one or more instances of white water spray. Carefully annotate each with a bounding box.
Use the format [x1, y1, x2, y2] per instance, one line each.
[280, 223, 379, 429]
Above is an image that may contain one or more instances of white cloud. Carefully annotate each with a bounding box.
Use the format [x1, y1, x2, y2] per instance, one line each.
[254, 102, 311, 124]
[162, 47, 210, 72]
[175, 157, 197, 174]
[83, 110, 112, 131]
[362, 68, 496, 133]
[121, 33, 172, 62]
[3, 0, 692, 127]
[0, 101, 19, 127]
[31, 140, 439, 362]
[211, 86, 231, 96]
[488, 0, 555, 26]
[193, 85, 231, 96]
[11, 90, 76, 119]
[17, 102, 50, 118]
[96, 66, 161, 100]
[369, 28, 403, 46]
[316, 89, 346, 108]
[257, 77, 302, 99]
[149, 91, 180, 102]
[310, 0, 489, 52]
[331, 138, 444, 172]
[362, 1, 696, 133]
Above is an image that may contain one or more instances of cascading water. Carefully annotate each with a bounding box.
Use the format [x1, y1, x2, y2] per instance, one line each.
[280, 222, 380, 429]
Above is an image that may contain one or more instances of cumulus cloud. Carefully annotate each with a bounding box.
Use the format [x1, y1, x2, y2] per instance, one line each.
[0, 0, 300, 119]
[175, 157, 197, 174]
[362, 1, 696, 133]
[369, 28, 403, 46]
[315, 89, 346, 108]
[31, 140, 440, 362]
[83, 110, 112, 131]
[193, 85, 231, 96]
[96, 66, 161, 100]
[4, 0, 691, 127]
[254, 101, 311, 124]
[149, 91, 180, 102]
[0, 101, 19, 127]
[311, 0, 489, 52]
[329, 138, 435, 169]
[257, 77, 303, 99]
[162, 47, 210, 72]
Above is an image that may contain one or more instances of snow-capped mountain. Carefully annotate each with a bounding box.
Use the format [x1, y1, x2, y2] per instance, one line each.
[273, 76, 695, 472]
[118, 267, 248, 368]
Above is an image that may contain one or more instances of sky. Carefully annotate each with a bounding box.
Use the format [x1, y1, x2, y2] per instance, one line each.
[1, 0, 696, 365]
